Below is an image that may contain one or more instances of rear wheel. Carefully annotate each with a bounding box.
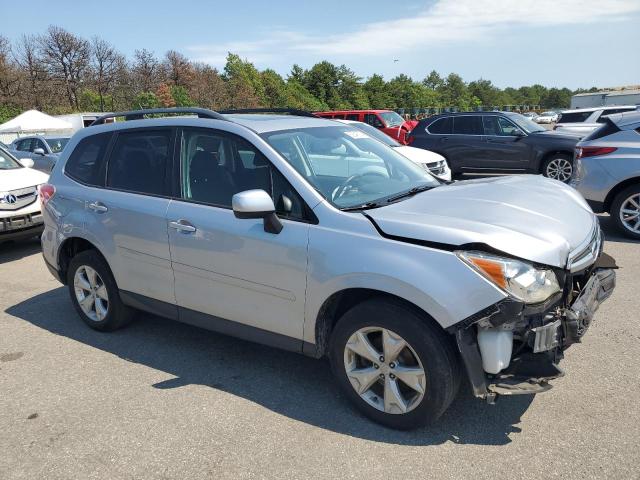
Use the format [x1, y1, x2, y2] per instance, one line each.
[611, 185, 640, 239]
[329, 298, 461, 429]
[542, 154, 573, 183]
[67, 250, 134, 331]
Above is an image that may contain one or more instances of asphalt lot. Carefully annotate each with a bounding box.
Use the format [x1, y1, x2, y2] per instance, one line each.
[1, 214, 638, 480]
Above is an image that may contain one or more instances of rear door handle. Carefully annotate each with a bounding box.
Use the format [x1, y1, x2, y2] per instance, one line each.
[88, 201, 108, 213]
[169, 219, 197, 233]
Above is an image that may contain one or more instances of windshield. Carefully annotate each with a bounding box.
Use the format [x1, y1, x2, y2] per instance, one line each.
[262, 126, 439, 209]
[508, 113, 546, 133]
[349, 121, 401, 147]
[45, 137, 69, 153]
[0, 147, 22, 170]
[379, 111, 405, 127]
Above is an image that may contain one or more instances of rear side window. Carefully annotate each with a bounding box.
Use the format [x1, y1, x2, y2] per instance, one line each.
[106, 129, 172, 196]
[427, 117, 452, 134]
[65, 133, 111, 186]
[16, 139, 33, 151]
[597, 108, 636, 123]
[453, 116, 483, 135]
[364, 113, 384, 128]
[346, 114, 359, 121]
[558, 111, 592, 123]
[582, 118, 620, 141]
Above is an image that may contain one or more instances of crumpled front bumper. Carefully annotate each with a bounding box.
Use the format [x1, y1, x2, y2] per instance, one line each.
[451, 254, 617, 402]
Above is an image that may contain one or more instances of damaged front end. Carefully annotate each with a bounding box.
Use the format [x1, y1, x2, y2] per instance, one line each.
[450, 252, 617, 403]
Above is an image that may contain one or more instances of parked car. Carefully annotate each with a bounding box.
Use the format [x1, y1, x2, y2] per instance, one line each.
[315, 110, 416, 145]
[522, 112, 539, 121]
[335, 119, 451, 181]
[535, 111, 559, 124]
[9, 135, 71, 173]
[554, 106, 638, 137]
[407, 111, 580, 182]
[0, 145, 49, 242]
[571, 111, 640, 239]
[41, 107, 615, 429]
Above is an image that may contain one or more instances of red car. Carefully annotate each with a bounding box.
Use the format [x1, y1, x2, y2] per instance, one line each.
[314, 110, 417, 144]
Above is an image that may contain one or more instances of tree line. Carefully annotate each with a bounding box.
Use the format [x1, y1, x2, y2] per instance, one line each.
[0, 25, 598, 123]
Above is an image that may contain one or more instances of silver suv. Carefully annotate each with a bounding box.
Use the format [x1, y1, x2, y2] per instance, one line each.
[571, 111, 640, 239]
[41, 108, 616, 429]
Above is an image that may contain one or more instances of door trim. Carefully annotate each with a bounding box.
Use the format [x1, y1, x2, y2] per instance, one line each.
[119, 290, 312, 354]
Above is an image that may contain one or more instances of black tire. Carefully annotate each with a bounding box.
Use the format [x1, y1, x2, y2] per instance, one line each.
[542, 154, 573, 183]
[329, 298, 461, 429]
[611, 184, 640, 240]
[67, 250, 134, 331]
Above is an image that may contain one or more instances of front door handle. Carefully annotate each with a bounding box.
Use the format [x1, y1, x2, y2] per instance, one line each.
[169, 219, 197, 233]
[88, 201, 108, 213]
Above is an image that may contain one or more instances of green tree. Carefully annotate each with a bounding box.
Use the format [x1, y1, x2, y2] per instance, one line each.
[261, 69, 288, 107]
[133, 91, 159, 109]
[363, 74, 393, 108]
[170, 85, 194, 106]
[284, 80, 326, 111]
[423, 70, 444, 90]
[223, 53, 265, 105]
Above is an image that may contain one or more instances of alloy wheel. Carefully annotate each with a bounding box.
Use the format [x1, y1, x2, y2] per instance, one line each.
[545, 157, 573, 182]
[73, 265, 109, 322]
[343, 327, 426, 414]
[619, 193, 640, 234]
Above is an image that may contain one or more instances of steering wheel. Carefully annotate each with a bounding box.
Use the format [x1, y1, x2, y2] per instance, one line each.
[331, 171, 388, 202]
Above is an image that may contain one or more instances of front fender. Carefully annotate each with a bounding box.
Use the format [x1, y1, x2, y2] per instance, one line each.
[303, 220, 507, 345]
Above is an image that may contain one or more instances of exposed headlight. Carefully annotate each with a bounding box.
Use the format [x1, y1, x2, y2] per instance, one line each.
[456, 251, 561, 304]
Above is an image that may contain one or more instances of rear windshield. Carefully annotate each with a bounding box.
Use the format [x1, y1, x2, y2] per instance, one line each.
[582, 118, 620, 141]
[558, 111, 592, 123]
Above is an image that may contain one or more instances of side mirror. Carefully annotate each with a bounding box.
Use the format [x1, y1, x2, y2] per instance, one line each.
[232, 189, 283, 234]
[18, 158, 34, 168]
[33, 148, 46, 156]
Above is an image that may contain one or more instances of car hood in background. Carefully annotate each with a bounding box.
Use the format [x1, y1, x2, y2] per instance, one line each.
[530, 130, 581, 141]
[393, 145, 445, 164]
[365, 175, 596, 268]
[0, 167, 49, 191]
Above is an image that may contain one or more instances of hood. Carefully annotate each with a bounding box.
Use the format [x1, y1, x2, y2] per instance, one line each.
[393, 145, 445, 164]
[365, 175, 596, 268]
[530, 129, 581, 141]
[0, 167, 49, 192]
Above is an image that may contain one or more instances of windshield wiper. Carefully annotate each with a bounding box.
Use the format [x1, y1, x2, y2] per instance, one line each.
[341, 202, 381, 212]
[385, 185, 435, 203]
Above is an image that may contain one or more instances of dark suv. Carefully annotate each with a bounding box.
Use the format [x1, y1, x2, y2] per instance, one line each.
[408, 112, 580, 182]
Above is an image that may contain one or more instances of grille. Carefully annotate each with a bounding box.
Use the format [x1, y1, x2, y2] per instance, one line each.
[424, 161, 445, 176]
[568, 221, 602, 272]
[0, 186, 38, 211]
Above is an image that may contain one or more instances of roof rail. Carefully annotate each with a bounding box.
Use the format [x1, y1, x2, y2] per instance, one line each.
[218, 108, 318, 118]
[90, 107, 229, 126]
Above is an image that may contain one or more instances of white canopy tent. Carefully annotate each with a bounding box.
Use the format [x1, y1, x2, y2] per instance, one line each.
[0, 110, 73, 143]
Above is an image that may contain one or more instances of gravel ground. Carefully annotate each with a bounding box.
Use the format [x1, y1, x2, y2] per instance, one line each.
[0, 214, 638, 480]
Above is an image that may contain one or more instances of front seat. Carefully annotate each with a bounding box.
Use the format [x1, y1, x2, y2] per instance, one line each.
[189, 149, 236, 205]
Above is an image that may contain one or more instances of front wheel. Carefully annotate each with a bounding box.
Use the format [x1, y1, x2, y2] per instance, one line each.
[611, 185, 640, 239]
[542, 154, 573, 183]
[329, 298, 461, 429]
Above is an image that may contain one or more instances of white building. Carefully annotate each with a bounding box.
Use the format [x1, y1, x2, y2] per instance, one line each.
[570, 87, 640, 109]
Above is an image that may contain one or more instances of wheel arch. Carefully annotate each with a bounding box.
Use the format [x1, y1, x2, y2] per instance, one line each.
[538, 149, 574, 173]
[310, 288, 452, 359]
[603, 177, 640, 213]
[57, 236, 109, 285]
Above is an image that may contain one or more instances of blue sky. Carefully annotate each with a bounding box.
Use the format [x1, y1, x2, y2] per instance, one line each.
[2, 0, 639, 89]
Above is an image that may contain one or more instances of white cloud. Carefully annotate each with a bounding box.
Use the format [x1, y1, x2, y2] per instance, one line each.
[187, 0, 640, 65]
